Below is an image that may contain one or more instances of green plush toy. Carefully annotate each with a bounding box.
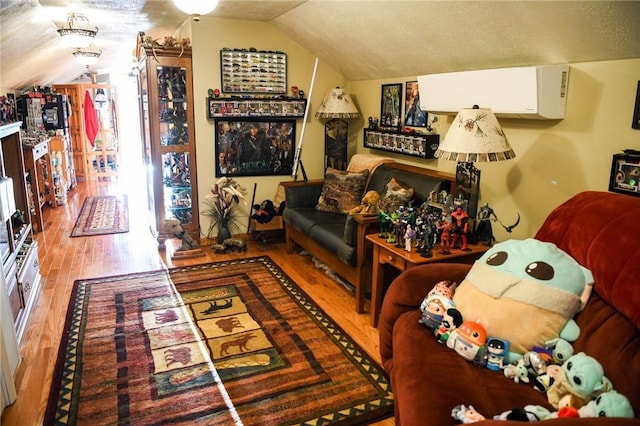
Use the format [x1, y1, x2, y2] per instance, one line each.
[453, 238, 594, 357]
[546, 352, 610, 408]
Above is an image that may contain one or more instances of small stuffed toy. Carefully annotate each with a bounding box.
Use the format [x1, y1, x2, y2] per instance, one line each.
[434, 307, 463, 344]
[546, 352, 610, 409]
[348, 190, 380, 216]
[419, 294, 455, 330]
[447, 321, 487, 362]
[453, 238, 594, 358]
[504, 358, 530, 384]
[252, 199, 280, 224]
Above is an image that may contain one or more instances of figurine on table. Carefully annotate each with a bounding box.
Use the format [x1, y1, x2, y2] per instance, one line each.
[404, 224, 415, 252]
[438, 214, 453, 254]
[450, 206, 471, 251]
[475, 202, 497, 246]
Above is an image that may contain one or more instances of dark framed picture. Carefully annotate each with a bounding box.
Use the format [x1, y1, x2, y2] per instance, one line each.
[215, 119, 295, 177]
[609, 153, 640, 196]
[380, 83, 402, 128]
[632, 81, 640, 130]
[404, 81, 427, 127]
[324, 118, 348, 170]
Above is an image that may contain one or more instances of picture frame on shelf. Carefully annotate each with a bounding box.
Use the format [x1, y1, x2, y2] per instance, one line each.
[632, 81, 640, 130]
[608, 153, 640, 197]
[404, 81, 427, 127]
[215, 118, 296, 177]
[207, 98, 306, 119]
[363, 128, 439, 159]
[380, 83, 402, 128]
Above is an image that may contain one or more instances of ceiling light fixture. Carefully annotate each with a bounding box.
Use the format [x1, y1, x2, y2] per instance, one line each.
[57, 13, 98, 47]
[172, 0, 219, 19]
[73, 46, 102, 67]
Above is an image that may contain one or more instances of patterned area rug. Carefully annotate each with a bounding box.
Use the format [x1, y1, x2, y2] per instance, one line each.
[45, 257, 393, 425]
[70, 195, 129, 237]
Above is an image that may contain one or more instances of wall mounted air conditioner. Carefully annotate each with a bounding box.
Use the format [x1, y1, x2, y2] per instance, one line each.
[417, 65, 569, 119]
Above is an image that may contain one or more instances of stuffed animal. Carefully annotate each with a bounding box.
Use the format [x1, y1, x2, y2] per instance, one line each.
[546, 352, 611, 409]
[163, 219, 199, 250]
[452, 238, 594, 359]
[252, 200, 279, 224]
[419, 294, 455, 330]
[504, 358, 530, 383]
[447, 320, 487, 362]
[496, 390, 634, 421]
[348, 190, 380, 216]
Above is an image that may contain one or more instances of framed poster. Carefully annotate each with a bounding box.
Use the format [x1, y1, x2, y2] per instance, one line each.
[404, 81, 427, 127]
[609, 153, 640, 196]
[380, 83, 402, 128]
[215, 119, 295, 177]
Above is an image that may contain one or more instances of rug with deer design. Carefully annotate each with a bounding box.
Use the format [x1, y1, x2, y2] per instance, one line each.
[169, 256, 394, 425]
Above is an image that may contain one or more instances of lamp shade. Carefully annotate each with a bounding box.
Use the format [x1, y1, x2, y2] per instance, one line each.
[172, 0, 219, 16]
[57, 13, 98, 48]
[315, 87, 360, 119]
[435, 107, 515, 162]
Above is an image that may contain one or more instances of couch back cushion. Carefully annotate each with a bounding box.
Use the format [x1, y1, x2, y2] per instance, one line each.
[367, 164, 451, 207]
[534, 191, 640, 329]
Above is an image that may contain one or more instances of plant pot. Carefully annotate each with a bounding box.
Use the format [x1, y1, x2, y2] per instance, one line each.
[217, 224, 232, 244]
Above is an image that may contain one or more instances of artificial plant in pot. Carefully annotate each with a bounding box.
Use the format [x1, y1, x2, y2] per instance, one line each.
[202, 177, 247, 243]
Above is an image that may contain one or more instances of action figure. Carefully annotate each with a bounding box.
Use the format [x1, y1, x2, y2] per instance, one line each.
[404, 224, 415, 252]
[474, 202, 521, 246]
[450, 206, 471, 251]
[438, 214, 453, 254]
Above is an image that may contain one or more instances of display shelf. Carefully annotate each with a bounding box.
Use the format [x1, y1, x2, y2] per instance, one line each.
[23, 139, 56, 232]
[207, 97, 306, 119]
[137, 37, 199, 247]
[364, 127, 440, 159]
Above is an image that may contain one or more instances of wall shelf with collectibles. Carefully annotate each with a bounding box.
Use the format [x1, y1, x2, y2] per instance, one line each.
[364, 127, 439, 159]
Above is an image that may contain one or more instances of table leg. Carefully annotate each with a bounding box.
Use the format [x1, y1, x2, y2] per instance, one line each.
[371, 244, 384, 327]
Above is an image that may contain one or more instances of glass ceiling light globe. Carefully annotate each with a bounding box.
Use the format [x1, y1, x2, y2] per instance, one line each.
[172, 0, 219, 16]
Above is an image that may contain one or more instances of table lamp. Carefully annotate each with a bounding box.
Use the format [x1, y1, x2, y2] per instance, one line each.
[435, 105, 515, 223]
[316, 87, 360, 170]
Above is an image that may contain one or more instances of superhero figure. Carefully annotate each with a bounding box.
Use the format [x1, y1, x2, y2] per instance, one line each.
[450, 206, 471, 251]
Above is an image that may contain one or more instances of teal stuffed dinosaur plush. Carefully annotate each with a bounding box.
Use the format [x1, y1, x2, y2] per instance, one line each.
[453, 239, 594, 358]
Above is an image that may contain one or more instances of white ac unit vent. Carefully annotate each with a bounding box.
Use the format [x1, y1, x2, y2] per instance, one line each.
[417, 65, 569, 119]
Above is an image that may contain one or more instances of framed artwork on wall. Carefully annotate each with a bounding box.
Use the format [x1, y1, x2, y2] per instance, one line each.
[632, 80, 640, 130]
[609, 153, 640, 197]
[219, 49, 287, 95]
[380, 83, 402, 128]
[215, 118, 296, 177]
[404, 81, 427, 127]
[324, 118, 348, 170]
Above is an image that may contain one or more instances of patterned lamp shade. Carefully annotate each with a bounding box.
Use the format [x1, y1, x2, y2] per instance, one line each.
[315, 87, 360, 119]
[435, 107, 516, 162]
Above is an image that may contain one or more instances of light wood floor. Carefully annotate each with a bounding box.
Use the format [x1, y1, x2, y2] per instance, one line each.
[1, 177, 394, 425]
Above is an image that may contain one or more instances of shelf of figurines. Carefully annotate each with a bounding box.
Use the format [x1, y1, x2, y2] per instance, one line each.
[363, 127, 440, 159]
[207, 96, 306, 119]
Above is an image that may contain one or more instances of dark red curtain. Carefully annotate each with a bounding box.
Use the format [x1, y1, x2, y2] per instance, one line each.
[84, 90, 98, 147]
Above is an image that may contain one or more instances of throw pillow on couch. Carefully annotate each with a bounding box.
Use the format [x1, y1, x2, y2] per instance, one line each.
[316, 167, 369, 214]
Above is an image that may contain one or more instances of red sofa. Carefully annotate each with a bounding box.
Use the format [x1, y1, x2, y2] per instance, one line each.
[379, 191, 640, 425]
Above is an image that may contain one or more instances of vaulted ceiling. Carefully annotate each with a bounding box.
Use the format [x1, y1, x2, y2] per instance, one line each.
[1, 1, 639, 91]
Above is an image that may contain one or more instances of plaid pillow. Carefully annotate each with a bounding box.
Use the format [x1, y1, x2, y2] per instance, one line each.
[316, 168, 369, 214]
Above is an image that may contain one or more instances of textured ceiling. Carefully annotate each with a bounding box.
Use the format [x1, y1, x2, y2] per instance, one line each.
[1, 1, 639, 91]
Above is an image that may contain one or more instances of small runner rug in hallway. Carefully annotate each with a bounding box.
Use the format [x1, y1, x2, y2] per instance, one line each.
[70, 195, 129, 237]
[45, 256, 393, 425]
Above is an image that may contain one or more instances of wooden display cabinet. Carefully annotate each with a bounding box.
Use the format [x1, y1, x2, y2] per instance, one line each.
[0, 122, 41, 343]
[137, 35, 199, 247]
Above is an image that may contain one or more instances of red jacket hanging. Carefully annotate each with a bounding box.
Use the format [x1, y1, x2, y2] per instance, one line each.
[84, 90, 99, 147]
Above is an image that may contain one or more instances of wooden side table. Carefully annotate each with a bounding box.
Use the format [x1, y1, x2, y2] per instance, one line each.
[366, 233, 490, 327]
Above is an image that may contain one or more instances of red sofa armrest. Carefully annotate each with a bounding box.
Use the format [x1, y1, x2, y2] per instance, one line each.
[379, 262, 472, 366]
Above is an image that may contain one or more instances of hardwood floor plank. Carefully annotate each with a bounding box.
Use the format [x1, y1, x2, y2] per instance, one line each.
[1, 179, 393, 426]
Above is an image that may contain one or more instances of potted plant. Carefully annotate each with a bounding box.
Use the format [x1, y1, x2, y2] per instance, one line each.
[202, 177, 247, 243]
